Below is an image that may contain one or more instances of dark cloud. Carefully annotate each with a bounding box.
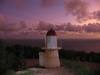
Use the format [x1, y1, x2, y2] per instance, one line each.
[84, 23, 100, 32]
[36, 21, 100, 33]
[93, 10, 100, 20]
[36, 21, 54, 30]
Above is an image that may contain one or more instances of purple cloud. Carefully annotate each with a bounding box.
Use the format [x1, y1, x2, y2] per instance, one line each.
[41, 0, 57, 7]
[0, 15, 27, 31]
[93, 10, 100, 20]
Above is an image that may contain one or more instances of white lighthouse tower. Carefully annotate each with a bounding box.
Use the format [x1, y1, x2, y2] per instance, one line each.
[39, 28, 61, 68]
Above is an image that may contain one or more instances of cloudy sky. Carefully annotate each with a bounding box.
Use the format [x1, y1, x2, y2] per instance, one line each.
[0, 0, 100, 25]
[0, 0, 100, 39]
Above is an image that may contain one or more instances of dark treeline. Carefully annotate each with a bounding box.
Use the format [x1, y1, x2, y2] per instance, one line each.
[0, 41, 100, 74]
[59, 49, 100, 62]
[0, 41, 41, 74]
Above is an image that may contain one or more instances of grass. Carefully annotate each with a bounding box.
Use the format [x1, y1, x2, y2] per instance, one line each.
[16, 70, 33, 75]
[4, 70, 16, 75]
[62, 59, 92, 75]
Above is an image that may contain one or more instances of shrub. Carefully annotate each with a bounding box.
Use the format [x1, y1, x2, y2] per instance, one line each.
[19, 70, 33, 75]
[4, 70, 16, 75]
[62, 59, 91, 75]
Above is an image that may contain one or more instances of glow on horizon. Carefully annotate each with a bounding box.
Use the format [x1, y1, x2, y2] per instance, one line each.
[78, 20, 100, 25]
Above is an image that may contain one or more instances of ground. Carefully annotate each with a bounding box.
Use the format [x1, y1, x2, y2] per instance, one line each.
[16, 67, 73, 75]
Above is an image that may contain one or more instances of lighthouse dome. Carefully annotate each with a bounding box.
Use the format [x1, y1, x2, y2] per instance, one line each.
[46, 28, 56, 36]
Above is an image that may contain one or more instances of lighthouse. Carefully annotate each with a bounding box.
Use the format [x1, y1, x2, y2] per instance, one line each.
[39, 28, 61, 68]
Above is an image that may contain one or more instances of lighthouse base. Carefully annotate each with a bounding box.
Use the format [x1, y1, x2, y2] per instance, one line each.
[44, 49, 60, 68]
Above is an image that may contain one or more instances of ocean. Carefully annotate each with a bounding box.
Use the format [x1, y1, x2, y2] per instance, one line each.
[1, 39, 100, 53]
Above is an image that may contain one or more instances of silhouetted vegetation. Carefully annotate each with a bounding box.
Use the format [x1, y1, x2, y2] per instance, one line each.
[62, 60, 91, 75]
[0, 41, 41, 75]
[59, 49, 100, 62]
[60, 49, 100, 75]
[0, 41, 100, 75]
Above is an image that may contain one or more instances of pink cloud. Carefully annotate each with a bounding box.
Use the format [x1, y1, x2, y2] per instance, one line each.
[0, 14, 6, 25]
[64, 0, 92, 22]
[0, 14, 27, 31]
